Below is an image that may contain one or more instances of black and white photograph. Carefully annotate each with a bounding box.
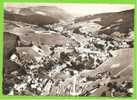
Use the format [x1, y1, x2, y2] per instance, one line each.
[3, 3, 134, 96]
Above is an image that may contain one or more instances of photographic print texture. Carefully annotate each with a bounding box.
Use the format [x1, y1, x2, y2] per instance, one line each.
[3, 3, 134, 96]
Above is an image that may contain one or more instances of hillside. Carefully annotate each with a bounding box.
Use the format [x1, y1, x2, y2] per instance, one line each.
[4, 11, 59, 25]
[5, 6, 72, 26]
[75, 9, 134, 35]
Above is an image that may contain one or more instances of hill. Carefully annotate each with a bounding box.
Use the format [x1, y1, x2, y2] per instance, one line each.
[75, 9, 134, 35]
[4, 6, 72, 26]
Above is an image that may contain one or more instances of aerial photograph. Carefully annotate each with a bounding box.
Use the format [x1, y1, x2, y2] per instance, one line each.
[3, 3, 134, 96]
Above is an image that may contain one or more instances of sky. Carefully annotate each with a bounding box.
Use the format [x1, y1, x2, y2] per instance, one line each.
[5, 3, 134, 17]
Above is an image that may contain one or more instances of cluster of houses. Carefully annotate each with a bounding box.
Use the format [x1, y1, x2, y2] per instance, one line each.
[5, 19, 133, 96]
